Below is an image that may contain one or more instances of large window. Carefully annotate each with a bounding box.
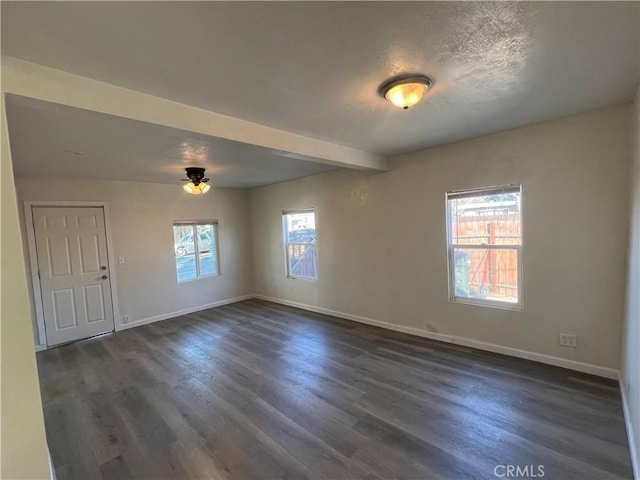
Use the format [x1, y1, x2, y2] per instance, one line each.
[283, 209, 318, 279]
[446, 185, 522, 308]
[173, 221, 219, 283]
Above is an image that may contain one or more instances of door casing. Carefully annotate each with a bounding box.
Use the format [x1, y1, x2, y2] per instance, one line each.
[24, 201, 120, 350]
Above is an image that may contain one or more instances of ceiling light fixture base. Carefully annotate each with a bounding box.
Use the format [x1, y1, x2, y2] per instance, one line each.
[182, 167, 211, 195]
[378, 74, 433, 110]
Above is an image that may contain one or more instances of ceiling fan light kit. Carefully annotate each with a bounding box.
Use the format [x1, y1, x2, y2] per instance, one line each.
[378, 74, 433, 109]
[182, 167, 211, 195]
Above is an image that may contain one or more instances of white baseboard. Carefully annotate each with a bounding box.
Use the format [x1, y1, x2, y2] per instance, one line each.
[36, 291, 620, 380]
[115, 294, 255, 331]
[254, 294, 619, 380]
[620, 374, 640, 480]
[35, 344, 47, 352]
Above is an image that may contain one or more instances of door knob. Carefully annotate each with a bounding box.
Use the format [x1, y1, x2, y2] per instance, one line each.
[101, 275, 108, 280]
[101, 266, 107, 270]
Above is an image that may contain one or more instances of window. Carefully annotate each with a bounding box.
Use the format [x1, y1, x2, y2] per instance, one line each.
[446, 185, 522, 308]
[283, 209, 318, 279]
[173, 221, 219, 283]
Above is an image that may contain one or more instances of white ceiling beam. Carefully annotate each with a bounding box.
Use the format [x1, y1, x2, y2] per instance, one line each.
[1, 56, 387, 171]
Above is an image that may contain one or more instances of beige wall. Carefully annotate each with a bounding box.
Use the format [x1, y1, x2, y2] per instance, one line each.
[16, 178, 254, 345]
[1, 98, 50, 477]
[250, 104, 631, 373]
[622, 85, 640, 475]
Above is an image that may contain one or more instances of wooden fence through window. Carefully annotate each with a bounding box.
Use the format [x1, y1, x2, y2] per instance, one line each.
[453, 214, 520, 299]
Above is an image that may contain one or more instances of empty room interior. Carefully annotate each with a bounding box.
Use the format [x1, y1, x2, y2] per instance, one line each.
[2, 2, 640, 479]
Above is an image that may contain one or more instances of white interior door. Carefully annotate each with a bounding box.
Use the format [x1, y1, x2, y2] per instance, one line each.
[32, 207, 115, 346]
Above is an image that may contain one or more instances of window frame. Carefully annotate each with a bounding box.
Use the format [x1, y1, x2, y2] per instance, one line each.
[282, 208, 318, 281]
[445, 185, 523, 310]
[173, 220, 220, 283]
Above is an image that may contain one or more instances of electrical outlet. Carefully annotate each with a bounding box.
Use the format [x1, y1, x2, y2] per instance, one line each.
[123, 315, 130, 324]
[559, 333, 577, 348]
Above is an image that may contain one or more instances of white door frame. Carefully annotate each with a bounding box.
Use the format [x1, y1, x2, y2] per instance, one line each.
[24, 201, 120, 350]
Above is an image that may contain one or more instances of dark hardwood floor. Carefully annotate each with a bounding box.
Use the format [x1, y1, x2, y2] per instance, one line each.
[37, 299, 633, 480]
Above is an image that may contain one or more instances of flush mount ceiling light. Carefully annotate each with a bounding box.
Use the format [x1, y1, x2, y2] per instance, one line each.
[378, 74, 433, 110]
[182, 167, 211, 195]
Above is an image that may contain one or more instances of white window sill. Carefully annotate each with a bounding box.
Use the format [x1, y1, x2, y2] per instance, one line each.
[449, 297, 523, 312]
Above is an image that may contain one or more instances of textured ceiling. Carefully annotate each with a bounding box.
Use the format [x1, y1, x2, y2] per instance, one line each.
[2, 1, 638, 157]
[5, 95, 337, 189]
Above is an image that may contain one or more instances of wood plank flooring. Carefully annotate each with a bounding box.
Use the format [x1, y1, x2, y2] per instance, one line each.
[37, 299, 634, 479]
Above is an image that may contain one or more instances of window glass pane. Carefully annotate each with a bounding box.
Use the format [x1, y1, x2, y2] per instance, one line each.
[450, 191, 521, 246]
[289, 244, 318, 279]
[453, 247, 519, 304]
[197, 224, 218, 276]
[284, 211, 317, 279]
[174, 225, 196, 282]
[285, 212, 316, 244]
